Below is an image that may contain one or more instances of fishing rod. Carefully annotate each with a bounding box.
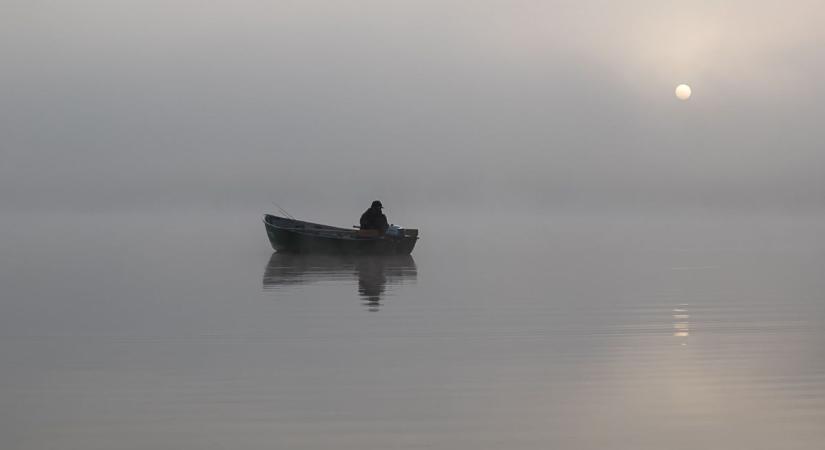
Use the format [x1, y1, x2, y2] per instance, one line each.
[271, 202, 296, 220]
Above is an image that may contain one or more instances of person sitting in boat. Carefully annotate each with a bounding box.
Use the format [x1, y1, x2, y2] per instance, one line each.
[360, 200, 389, 234]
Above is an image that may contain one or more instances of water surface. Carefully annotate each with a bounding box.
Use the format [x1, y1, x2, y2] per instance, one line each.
[1, 212, 824, 449]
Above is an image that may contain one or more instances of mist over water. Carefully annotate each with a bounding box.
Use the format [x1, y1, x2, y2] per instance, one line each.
[3, 1, 825, 447]
[2, 210, 824, 449]
[3, 2, 825, 215]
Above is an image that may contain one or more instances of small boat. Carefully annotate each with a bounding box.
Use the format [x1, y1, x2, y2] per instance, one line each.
[263, 214, 419, 255]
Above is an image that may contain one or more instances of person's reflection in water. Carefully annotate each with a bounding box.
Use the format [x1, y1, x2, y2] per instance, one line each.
[356, 258, 387, 311]
[262, 253, 416, 311]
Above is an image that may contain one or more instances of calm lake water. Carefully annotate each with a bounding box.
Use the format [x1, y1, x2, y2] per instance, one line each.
[2, 211, 824, 449]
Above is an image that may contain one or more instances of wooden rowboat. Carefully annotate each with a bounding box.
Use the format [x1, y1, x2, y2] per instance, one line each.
[263, 214, 419, 255]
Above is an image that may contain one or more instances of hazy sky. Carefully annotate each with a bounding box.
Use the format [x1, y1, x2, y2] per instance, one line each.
[2, 1, 824, 214]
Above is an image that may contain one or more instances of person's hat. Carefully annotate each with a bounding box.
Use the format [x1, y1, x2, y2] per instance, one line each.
[371, 200, 383, 209]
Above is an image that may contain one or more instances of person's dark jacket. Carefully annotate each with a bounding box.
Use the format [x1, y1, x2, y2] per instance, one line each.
[360, 207, 388, 233]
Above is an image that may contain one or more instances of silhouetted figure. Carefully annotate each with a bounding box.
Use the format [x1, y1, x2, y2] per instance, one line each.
[359, 200, 389, 234]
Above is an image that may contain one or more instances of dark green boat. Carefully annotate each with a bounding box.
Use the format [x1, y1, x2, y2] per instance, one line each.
[263, 214, 419, 255]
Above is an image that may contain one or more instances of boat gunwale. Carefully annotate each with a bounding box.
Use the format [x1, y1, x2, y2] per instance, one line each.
[263, 215, 395, 241]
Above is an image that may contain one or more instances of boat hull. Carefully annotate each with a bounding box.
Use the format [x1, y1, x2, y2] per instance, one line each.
[264, 215, 418, 255]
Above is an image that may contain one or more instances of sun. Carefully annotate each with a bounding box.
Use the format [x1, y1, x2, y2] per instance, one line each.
[675, 84, 692, 100]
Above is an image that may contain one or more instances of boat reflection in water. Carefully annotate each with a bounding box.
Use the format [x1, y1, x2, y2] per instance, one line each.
[262, 253, 417, 311]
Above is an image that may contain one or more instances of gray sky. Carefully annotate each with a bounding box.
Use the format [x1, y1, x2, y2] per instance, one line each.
[2, 0, 824, 214]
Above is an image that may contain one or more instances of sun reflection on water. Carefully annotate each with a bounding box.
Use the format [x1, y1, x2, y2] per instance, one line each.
[673, 304, 690, 344]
